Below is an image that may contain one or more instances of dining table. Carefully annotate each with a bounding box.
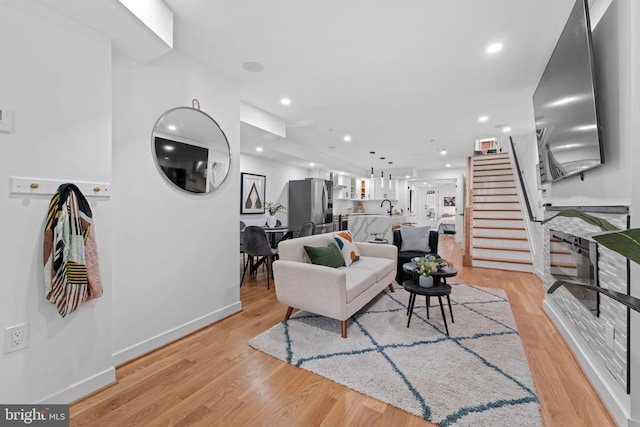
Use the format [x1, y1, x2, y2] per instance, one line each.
[262, 226, 293, 247]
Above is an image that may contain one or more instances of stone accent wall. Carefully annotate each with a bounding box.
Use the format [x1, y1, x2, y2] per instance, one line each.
[543, 210, 629, 391]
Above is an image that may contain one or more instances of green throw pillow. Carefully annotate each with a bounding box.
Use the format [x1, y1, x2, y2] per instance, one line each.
[304, 244, 346, 268]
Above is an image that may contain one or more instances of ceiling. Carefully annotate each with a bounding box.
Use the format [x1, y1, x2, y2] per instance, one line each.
[163, 0, 580, 177]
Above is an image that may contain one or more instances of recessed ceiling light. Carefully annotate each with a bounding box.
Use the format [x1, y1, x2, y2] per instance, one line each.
[280, 97, 291, 106]
[255, 147, 263, 152]
[502, 127, 511, 133]
[446, 164, 451, 168]
[163, 145, 174, 152]
[487, 43, 503, 54]
[309, 162, 315, 167]
[405, 175, 410, 179]
[478, 115, 489, 122]
[343, 135, 351, 142]
[242, 61, 264, 72]
[440, 149, 447, 156]
[167, 124, 177, 131]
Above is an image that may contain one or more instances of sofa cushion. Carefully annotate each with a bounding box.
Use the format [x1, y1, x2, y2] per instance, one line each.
[304, 244, 346, 268]
[400, 225, 431, 252]
[339, 266, 377, 303]
[332, 231, 360, 266]
[350, 256, 395, 283]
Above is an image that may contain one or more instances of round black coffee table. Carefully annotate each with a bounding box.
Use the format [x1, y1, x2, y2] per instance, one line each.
[403, 280, 454, 335]
[402, 262, 458, 285]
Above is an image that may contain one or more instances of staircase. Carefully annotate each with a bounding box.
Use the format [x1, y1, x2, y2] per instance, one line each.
[471, 153, 533, 272]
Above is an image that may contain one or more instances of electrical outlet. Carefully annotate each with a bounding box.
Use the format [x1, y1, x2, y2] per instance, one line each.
[4, 324, 29, 353]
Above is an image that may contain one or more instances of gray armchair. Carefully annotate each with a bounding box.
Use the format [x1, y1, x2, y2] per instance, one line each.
[392, 229, 439, 284]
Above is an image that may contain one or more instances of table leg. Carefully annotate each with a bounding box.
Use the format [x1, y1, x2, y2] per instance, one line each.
[406, 292, 415, 315]
[438, 296, 449, 336]
[426, 296, 430, 319]
[407, 293, 416, 328]
[446, 294, 454, 323]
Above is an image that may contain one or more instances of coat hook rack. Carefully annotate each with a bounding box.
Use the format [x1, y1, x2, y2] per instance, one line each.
[10, 177, 111, 198]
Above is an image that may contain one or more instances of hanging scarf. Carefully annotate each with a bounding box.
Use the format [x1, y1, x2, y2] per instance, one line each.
[43, 183, 103, 317]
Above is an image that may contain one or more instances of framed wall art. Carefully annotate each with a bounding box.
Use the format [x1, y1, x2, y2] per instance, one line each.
[241, 173, 266, 214]
[444, 196, 456, 207]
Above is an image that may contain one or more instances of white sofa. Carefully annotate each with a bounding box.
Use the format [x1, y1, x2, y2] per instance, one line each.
[273, 232, 397, 338]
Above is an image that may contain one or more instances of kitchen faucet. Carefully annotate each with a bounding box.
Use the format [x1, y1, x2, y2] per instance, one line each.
[381, 199, 393, 216]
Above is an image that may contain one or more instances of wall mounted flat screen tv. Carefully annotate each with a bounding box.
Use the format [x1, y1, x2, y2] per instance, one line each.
[533, 0, 604, 184]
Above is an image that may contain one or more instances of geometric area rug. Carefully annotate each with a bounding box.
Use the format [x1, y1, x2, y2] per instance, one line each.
[249, 284, 541, 426]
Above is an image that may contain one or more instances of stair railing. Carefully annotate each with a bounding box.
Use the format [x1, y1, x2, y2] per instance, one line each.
[509, 136, 536, 222]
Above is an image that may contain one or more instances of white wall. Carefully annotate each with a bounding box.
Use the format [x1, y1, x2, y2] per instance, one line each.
[0, 3, 114, 403]
[626, 0, 640, 424]
[542, 0, 631, 209]
[111, 51, 241, 364]
[239, 154, 308, 226]
[541, 1, 636, 424]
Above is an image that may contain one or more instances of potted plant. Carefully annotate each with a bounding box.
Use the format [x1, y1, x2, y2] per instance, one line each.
[416, 258, 438, 288]
[264, 202, 286, 228]
[543, 210, 640, 312]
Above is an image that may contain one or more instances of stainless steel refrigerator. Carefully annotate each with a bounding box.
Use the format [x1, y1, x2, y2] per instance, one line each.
[288, 178, 333, 233]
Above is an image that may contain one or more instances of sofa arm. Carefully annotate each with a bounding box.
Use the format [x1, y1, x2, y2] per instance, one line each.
[272, 260, 348, 319]
[355, 242, 397, 261]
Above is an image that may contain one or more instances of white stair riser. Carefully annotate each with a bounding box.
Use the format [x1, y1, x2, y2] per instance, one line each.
[473, 228, 527, 238]
[473, 219, 524, 228]
[473, 238, 530, 249]
[473, 195, 519, 203]
[472, 177, 515, 188]
[472, 259, 533, 273]
[550, 265, 578, 277]
[474, 170, 513, 177]
[474, 202, 520, 210]
[474, 154, 510, 162]
[473, 187, 516, 195]
[473, 248, 532, 261]
[473, 163, 511, 171]
[550, 252, 574, 264]
[473, 210, 522, 219]
[474, 175, 514, 182]
[474, 176, 516, 183]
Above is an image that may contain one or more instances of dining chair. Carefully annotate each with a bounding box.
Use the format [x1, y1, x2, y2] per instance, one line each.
[242, 226, 279, 289]
[297, 221, 315, 237]
[240, 220, 246, 267]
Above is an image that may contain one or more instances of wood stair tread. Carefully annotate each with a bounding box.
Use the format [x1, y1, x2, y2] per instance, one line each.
[551, 262, 577, 268]
[473, 201, 519, 204]
[473, 193, 518, 196]
[473, 226, 525, 230]
[473, 217, 523, 221]
[473, 180, 516, 183]
[474, 245, 530, 252]
[473, 235, 528, 241]
[473, 209, 521, 212]
[473, 256, 533, 265]
[473, 187, 516, 191]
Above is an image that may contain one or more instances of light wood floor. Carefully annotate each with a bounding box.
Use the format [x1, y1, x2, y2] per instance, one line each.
[70, 236, 615, 426]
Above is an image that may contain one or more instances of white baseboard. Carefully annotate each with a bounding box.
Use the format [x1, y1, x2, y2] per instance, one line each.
[37, 366, 116, 404]
[112, 301, 242, 366]
[543, 298, 630, 425]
